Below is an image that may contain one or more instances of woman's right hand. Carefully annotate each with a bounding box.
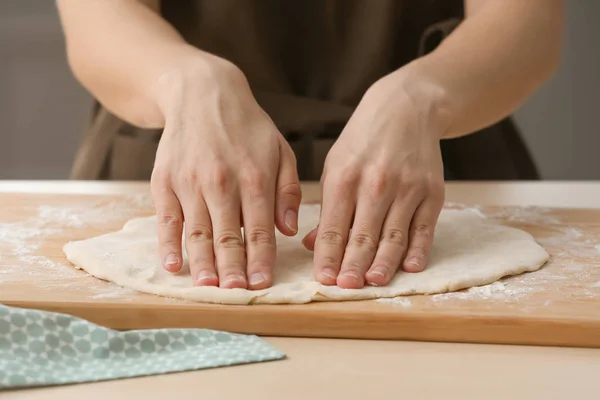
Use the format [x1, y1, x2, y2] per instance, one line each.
[150, 57, 301, 290]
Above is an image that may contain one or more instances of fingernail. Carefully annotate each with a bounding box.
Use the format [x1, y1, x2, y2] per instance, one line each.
[370, 267, 388, 279]
[406, 257, 421, 269]
[321, 268, 337, 279]
[343, 270, 361, 280]
[285, 209, 298, 233]
[249, 273, 266, 286]
[197, 270, 216, 283]
[224, 273, 246, 286]
[164, 254, 178, 268]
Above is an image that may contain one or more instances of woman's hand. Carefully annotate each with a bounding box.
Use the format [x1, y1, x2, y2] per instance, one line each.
[302, 74, 447, 289]
[151, 58, 301, 290]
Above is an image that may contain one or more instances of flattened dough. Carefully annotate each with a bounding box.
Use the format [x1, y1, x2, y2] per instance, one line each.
[63, 206, 549, 305]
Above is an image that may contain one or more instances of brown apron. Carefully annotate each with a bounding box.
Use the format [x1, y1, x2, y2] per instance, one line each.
[70, 0, 539, 181]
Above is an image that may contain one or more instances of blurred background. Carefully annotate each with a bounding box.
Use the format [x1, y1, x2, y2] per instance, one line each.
[0, 0, 598, 180]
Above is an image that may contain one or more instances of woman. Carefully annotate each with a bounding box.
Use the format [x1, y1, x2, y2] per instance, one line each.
[57, 0, 564, 291]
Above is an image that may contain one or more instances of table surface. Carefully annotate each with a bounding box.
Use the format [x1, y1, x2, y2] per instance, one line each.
[3, 180, 600, 399]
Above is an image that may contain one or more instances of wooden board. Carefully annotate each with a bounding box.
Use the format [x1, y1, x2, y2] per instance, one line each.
[1, 193, 600, 348]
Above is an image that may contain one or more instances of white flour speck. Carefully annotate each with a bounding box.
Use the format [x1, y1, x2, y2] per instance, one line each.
[0, 196, 154, 292]
[432, 281, 532, 302]
[89, 285, 138, 300]
[376, 297, 412, 307]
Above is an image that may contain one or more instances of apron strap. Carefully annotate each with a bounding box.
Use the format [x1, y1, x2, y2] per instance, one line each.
[70, 107, 122, 180]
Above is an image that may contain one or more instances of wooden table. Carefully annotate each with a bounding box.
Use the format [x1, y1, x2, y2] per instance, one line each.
[3, 181, 600, 399]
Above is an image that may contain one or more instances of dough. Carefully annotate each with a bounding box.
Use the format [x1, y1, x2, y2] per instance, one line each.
[63, 206, 549, 305]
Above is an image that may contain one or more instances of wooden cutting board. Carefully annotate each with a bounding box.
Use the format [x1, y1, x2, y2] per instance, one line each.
[1, 193, 600, 348]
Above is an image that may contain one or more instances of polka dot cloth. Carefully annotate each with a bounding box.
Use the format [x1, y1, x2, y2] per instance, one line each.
[0, 304, 284, 389]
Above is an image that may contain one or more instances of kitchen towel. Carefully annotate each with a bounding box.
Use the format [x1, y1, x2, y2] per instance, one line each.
[0, 304, 285, 390]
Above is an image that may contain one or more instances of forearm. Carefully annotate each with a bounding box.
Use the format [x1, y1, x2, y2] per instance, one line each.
[56, 0, 233, 128]
[384, 0, 564, 139]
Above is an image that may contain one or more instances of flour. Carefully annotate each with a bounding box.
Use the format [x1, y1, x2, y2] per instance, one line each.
[3, 199, 598, 306]
[89, 285, 138, 300]
[375, 297, 412, 307]
[0, 222, 60, 257]
[37, 196, 153, 228]
[0, 195, 154, 296]
[431, 281, 532, 302]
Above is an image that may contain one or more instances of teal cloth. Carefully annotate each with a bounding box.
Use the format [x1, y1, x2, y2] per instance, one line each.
[0, 304, 285, 390]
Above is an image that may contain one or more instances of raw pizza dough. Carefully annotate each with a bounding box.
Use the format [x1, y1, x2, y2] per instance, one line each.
[63, 205, 549, 305]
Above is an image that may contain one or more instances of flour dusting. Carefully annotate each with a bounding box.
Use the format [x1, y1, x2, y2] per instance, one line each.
[432, 281, 532, 302]
[0, 195, 154, 300]
[376, 297, 412, 307]
[37, 196, 153, 228]
[3, 199, 600, 305]
[89, 285, 139, 300]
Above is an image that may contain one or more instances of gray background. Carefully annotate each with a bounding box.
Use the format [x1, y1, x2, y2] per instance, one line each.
[0, 1, 598, 180]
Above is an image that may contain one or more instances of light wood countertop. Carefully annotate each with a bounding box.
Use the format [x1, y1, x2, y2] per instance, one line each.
[3, 181, 600, 399]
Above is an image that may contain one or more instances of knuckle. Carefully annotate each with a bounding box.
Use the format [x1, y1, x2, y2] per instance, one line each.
[157, 213, 182, 228]
[278, 181, 302, 198]
[187, 225, 213, 243]
[399, 171, 426, 194]
[329, 167, 359, 189]
[427, 174, 444, 192]
[179, 169, 200, 189]
[426, 175, 445, 198]
[408, 246, 427, 259]
[246, 228, 275, 246]
[319, 230, 345, 246]
[340, 167, 360, 185]
[364, 167, 389, 198]
[381, 228, 407, 247]
[240, 165, 268, 195]
[348, 233, 378, 252]
[215, 231, 244, 249]
[208, 162, 231, 193]
[319, 255, 341, 267]
[399, 170, 418, 188]
[412, 224, 434, 240]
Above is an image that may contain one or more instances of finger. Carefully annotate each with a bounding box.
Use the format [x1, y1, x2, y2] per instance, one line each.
[180, 196, 218, 286]
[337, 187, 391, 289]
[240, 169, 277, 290]
[275, 140, 302, 236]
[313, 173, 356, 285]
[204, 175, 247, 289]
[302, 226, 318, 251]
[365, 199, 417, 286]
[152, 183, 184, 273]
[403, 198, 443, 272]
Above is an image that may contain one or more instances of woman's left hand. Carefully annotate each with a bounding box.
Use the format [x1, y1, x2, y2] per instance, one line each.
[302, 74, 447, 288]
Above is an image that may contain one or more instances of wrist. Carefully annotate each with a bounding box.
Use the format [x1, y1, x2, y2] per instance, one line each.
[366, 60, 453, 140]
[153, 47, 248, 120]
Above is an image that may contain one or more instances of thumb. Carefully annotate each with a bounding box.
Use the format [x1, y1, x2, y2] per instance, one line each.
[275, 139, 302, 236]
